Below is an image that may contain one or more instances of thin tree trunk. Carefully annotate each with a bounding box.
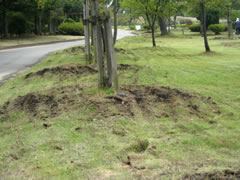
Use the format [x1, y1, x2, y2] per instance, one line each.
[92, 0, 105, 88]
[158, 17, 168, 36]
[151, 24, 156, 47]
[174, 15, 177, 29]
[2, 0, 8, 38]
[83, 0, 92, 64]
[113, 0, 118, 45]
[200, 2, 210, 52]
[227, 6, 233, 39]
[146, 13, 156, 47]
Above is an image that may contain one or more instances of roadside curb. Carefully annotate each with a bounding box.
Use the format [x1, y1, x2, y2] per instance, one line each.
[0, 38, 84, 51]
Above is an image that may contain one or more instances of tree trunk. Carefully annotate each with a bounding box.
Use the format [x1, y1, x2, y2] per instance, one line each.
[151, 24, 156, 47]
[128, 17, 133, 27]
[113, 0, 118, 45]
[2, 0, 8, 38]
[174, 15, 177, 29]
[35, 13, 42, 35]
[146, 14, 156, 47]
[200, 2, 210, 52]
[158, 17, 168, 36]
[92, 0, 105, 88]
[83, 0, 92, 64]
[104, 13, 119, 90]
[227, 6, 233, 39]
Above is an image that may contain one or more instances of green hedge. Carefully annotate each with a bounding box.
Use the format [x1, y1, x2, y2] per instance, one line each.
[58, 22, 84, 36]
[189, 23, 201, 32]
[208, 24, 226, 35]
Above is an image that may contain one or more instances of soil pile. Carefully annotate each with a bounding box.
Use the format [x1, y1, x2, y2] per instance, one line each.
[25, 64, 97, 79]
[0, 85, 220, 121]
[25, 64, 141, 80]
[183, 169, 240, 180]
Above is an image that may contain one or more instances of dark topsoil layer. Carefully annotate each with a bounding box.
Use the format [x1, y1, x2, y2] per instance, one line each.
[24, 64, 140, 79]
[0, 84, 220, 122]
[183, 169, 240, 180]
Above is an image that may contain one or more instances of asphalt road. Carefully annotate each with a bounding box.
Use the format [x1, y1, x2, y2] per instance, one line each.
[0, 29, 134, 82]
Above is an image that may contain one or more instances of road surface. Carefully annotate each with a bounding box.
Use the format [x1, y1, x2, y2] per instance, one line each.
[0, 29, 134, 82]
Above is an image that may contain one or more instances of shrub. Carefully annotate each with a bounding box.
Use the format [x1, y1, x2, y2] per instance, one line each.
[65, 18, 75, 23]
[58, 22, 84, 35]
[143, 24, 151, 31]
[8, 12, 33, 36]
[189, 23, 201, 32]
[129, 25, 135, 30]
[208, 24, 225, 35]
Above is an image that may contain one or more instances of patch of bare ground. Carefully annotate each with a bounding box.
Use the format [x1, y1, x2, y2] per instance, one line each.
[182, 169, 240, 180]
[199, 51, 218, 56]
[222, 42, 240, 48]
[0, 85, 220, 122]
[24, 64, 141, 80]
[25, 64, 97, 79]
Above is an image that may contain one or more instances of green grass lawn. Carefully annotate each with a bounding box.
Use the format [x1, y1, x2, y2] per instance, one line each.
[0, 29, 240, 179]
[0, 35, 83, 49]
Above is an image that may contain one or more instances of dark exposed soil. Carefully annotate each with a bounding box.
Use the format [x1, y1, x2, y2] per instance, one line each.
[25, 64, 141, 80]
[25, 64, 97, 79]
[183, 169, 240, 180]
[0, 85, 220, 121]
[118, 64, 141, 72]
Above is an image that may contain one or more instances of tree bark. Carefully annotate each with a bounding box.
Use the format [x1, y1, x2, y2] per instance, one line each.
[158, 17, 168, 36]
[200, 2, 210, 52]
[227, 6, 233, 39]
[113, 0, 118, 45]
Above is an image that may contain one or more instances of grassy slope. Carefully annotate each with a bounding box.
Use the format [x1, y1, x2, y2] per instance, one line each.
[0, 30, 240, 179]
[0, 35, 83, 49]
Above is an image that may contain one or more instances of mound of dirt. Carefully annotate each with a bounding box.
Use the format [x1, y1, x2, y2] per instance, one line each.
[14, 93, 59, 119]
[25, 64, 97, 79]
[0, 85, 220, 121]
[25, 64, 141, 80]
[183, 169, 240, 180]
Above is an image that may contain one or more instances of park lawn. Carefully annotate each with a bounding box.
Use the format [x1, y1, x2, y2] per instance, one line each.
[0, 35, 83, 49]
[0, 29, 240, 179]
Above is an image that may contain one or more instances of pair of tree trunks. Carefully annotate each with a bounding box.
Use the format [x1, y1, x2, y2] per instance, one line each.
[84, 0, 118, 91]
[200, 2, 210, 52]
[146, 13, 157, 47]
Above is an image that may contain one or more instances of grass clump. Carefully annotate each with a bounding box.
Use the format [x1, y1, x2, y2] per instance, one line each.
[127, 139, 150, 153]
